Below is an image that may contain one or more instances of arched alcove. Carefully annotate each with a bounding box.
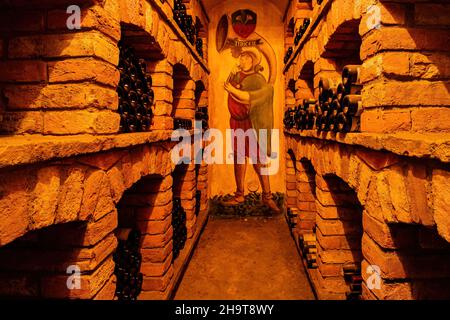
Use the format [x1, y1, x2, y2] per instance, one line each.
[315, 174, 363, 300]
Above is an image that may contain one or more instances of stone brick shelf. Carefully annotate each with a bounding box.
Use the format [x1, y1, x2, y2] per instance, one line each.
[283, 0, 332, 73]
[0, 131, 173, 169]
[285, 129, 450, 163]
[151, 0, 210, 74]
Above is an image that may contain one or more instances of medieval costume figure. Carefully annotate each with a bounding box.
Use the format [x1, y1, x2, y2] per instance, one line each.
[223, 47, 280, 214]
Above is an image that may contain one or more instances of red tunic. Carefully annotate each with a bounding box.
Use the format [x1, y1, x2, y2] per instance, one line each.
[228, 72, 261, 160]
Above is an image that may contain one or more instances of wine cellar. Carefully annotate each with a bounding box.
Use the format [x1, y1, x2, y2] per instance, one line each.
[0, 0, 449, 301]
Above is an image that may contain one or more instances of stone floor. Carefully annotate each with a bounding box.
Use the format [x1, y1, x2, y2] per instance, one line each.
[174, 214, 315, 300]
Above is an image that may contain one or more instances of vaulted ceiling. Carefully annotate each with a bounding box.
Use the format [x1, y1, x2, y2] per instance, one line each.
[202, 0, 290, 15]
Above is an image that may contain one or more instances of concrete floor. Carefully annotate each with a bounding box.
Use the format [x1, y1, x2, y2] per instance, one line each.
[174, 214, 315, 300]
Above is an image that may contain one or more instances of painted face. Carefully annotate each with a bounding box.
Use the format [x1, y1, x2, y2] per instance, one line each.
[239, 53, 254, 72]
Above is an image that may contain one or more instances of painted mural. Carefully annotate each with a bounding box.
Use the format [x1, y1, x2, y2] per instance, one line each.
[216, 9, 280, 213]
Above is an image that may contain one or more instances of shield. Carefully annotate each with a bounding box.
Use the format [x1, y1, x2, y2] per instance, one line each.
[232, 9, 257, 39]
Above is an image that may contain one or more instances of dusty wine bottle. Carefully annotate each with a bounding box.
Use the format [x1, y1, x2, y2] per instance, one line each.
[342, 94, 363, 117]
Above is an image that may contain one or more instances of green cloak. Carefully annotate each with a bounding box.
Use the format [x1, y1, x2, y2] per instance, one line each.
[236, 72, 274, 157]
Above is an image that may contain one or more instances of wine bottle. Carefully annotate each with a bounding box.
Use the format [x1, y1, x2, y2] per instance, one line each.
[342, 94, 362, 117]
[342, 65, 360, 87]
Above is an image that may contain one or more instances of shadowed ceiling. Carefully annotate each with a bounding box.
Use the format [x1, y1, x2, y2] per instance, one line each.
[202, 0, 290, 14]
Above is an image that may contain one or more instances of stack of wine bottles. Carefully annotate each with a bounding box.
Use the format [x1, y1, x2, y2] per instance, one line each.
[195, 190, 202, 217]
[315, 65, 362, 133]
[196, 38, 204, 58]
[195, 106, 209, 130]
[284, 46, 294, 64]
[173, 0, 198, 45]
[283, 65, 362, 133]
[283, 107, 296, 129]
[299, 232, 318, 269]
[172, 198, 188, 260]
[294, 18, 311, 46]
[113, 228, 144, 300]
[294, 99, 317, 130]
[343, 264, 363, 300]
[117, 41, 154, 133]
[174, 118, 193, 130]
[286, 207, 299, 230]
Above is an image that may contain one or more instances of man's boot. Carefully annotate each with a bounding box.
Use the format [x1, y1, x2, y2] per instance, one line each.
[222, 163, 246, 206]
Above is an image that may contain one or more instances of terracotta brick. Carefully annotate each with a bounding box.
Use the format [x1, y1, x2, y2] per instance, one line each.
[121, 189, 172, 207]
[141, 226, 173, 249]
[361, 260, 413, 300]
[43, 110, 120, 135]
[361, 109, 411, 133]
[405, 163, 434, 226]
[0, 111, 44, 134]
[362, 214, 417, 250]
[432, 169, 450, 243]
[316, 257, 346, 278]
[411, 108, 450, 133]
[318, 247, 363, 265]
[316, 216, 362, 237]
[362, 234, 450, 280]
[298, 201, 315, 211]
[136, 203, 173, 221]
[141, 241, 173, 263]
[48, 58, 119, 87]
[47, 6, 120, 41]
[316, 269, 349, 294]
[4, 83, 117, 111]
[142, 267, 174, 292]
[93, 275, 116, 300]
[410, 52, 450, 80]
[40, 257, 115, 299]
[0, 172, 37, 246]
[153, 87, 173, 103]
[38, 211, 117, 247]
[361, 27, 449, 60]
[152, 116, 174, 130]
[316, 188, 359, 207]
[138, 215, 172, 235]
[141, 253, 173, 277]
[316, 227, 361, 250]
[9, 31, 119, 64]
[151, 72, 174, 89]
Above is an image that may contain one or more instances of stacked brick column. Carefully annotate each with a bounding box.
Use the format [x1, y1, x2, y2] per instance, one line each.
[173, 75, 196, 120]
[295, 160, 317, 235]
[285, 152, 297, 208]
[360, 0, 450, 134]
[314, 174, 363, 299]
[196, 161, 209, 217]
[149, 60, 175, 130]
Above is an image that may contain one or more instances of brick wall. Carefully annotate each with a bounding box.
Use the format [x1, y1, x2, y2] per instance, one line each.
[0, 0, 209, 300]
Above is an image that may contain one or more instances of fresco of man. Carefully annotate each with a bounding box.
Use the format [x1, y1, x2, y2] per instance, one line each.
[223, 47, 280, 214]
